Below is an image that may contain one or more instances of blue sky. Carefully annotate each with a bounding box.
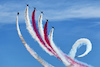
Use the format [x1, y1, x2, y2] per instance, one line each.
[0, 0, 100, 67]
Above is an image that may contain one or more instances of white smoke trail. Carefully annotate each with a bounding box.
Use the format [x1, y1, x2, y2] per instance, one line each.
[16, 15, 54, 67]
[49, 28, 70, 66]
[38, 13, 44, 39]
[49, 28, 92, 67]
[69, 38, 92, 59]
[25, 6, 53, 55]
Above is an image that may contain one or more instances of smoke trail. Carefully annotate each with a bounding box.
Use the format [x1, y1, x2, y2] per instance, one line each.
[32, 9, 45, 45]
[49, 28, 71, 66]
[25, 6, 38, 41]
[25, 6, 53, 55]
[44, 22, 53, 49]
[38, 13, 44, 39]
[69, 38, 92, 59]
[16, 14, 54, 67]
[48, 28, 91, 67]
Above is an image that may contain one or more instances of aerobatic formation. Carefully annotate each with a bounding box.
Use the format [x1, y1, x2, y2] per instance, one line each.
[16, 5, 93, 67]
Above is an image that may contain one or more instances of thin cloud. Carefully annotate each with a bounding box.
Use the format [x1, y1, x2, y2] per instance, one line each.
[88, 22, 100, 28]
[0, 1, 100, 23]
[43, 6, 100, 21]
[0, 3, 25, 23]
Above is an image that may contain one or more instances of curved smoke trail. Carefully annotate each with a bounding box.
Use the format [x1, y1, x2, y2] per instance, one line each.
[38, 13, 44, 40]
[16, 14, 54, 67]
[69, 38, 92, 59]
[49, 28, 70, 66]
[49, 28, 92, 67]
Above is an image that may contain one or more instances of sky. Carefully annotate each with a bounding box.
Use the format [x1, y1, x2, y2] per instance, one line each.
[0, 0, 100, 67]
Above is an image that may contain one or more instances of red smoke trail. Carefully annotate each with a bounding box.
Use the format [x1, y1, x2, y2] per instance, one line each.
[62, 52, 88, 67]
[44, 21, 61, 60]
[32, 10, 44, 45]
[32, 9, 52, 52]
[44, 21, 54, 50]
